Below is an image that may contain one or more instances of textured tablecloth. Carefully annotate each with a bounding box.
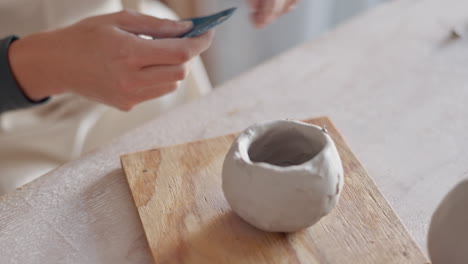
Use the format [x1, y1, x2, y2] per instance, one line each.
[2, 0, 468, 262]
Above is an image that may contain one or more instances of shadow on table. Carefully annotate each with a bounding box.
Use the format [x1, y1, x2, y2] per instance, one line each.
[156, 211, 302, 263]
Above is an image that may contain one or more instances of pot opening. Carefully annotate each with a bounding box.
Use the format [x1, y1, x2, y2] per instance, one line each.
[247, 125, 326, 167]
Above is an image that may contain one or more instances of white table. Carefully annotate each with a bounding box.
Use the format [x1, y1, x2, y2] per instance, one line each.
[2, 0, 468, 262]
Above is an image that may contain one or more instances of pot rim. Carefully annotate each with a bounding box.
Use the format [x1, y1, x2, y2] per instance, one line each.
[235, 119, 332, 171]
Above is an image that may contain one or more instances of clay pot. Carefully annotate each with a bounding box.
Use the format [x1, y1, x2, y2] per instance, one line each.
[428, 179, 468, 264]
[222, 120, 344, 232]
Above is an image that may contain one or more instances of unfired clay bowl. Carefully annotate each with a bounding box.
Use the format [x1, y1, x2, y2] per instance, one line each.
[222, 120, 344, 232]
[428, 179, 468, 264]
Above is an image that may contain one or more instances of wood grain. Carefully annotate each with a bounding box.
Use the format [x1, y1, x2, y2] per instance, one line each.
[121, 117, 429, 263]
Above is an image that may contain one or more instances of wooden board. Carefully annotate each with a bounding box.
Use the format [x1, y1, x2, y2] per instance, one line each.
[120, 117, 430, 264]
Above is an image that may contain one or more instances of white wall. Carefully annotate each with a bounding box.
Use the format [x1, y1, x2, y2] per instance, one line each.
[196, 0, 385, 86]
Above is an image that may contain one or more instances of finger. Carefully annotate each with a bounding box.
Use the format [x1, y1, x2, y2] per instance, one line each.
[254, 1, 275, 27]
[113, 82, 178, 111]
[247, 0, 262, 9]
[109, 10, 193, 38]
[132, 64, 189, 88]
[134, 30, 214, 66]
[253, 1, 281, 28]
[246, 0, 265, 28]
[134, 83, 179, 101]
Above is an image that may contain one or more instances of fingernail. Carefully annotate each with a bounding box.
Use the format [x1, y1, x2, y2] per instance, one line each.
[180, 20, 193, 29]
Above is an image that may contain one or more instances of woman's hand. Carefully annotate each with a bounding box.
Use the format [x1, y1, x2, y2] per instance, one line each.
[8, 10, 214, 111]
[247, 0, 300, 28]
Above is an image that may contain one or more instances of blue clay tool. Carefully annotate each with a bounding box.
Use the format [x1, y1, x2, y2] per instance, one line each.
[180, 7, 237, 38]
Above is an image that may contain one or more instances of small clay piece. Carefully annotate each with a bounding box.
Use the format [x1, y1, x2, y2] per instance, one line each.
[222, 120, 344, 232]
[428, 179, 468, 264]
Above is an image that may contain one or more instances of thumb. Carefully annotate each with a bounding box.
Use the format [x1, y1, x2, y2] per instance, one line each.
[112, 10, 193, 38]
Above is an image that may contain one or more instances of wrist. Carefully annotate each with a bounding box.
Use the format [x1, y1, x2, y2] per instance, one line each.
[8, 33, 63, 101]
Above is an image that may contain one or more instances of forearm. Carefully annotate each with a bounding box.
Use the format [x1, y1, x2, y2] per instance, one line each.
[0, 36, 49, 114]
[3, 11, 211, 112]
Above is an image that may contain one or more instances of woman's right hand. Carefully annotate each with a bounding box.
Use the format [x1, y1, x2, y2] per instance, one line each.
[8, 10, 213, 111]
[247, 0, 300, 28]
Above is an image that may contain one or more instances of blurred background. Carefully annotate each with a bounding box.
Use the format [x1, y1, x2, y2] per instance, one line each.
[0, 0, 387, 193]
[164, 0, 386, 86]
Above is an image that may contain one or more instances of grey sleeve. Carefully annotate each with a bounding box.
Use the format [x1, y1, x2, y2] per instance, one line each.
[0, 35, 49, 114]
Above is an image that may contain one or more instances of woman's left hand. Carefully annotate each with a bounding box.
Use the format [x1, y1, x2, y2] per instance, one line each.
[247, 0, 300, 28]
